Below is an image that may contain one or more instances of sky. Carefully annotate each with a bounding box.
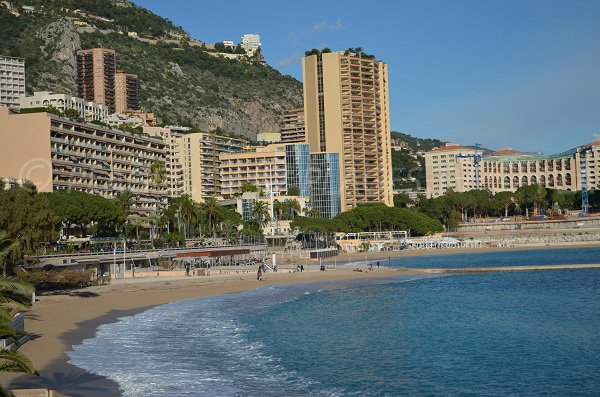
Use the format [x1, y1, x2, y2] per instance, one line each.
[135, 0, 600, 154]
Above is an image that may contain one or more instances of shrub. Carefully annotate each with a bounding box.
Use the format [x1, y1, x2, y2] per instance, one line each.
[17, 269, 95, 290]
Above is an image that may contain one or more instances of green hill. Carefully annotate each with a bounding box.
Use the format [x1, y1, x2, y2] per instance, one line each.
[0, 0, 303, 138]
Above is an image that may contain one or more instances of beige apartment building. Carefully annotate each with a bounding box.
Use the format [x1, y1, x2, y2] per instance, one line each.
[425, 142, 600, 197]
[77, 48, 116, 111]
[177, 132, 247, 202]
[114, 71, 141, 114]
[302, 51, 393, 211]
[0, 108, 168, 215]
[424, 144, 483, 197]
[144, 126, 184, 197]
[0, 55, 25, 108]
[220, 144, 287, 198]
[280, 108, 306, 143]
[20, 91, 109, 122]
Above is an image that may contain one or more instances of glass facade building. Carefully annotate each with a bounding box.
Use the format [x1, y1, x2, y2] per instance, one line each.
[285, 143, 311, 198]
[310, 152, 341, 218]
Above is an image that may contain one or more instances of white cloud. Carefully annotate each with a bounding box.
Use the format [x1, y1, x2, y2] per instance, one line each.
[310, 19, 344, 34]
[278, 53, 301, 68]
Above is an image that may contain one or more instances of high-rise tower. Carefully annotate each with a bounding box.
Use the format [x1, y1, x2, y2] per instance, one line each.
[76, 48, 116, 111]
[302, 50, 393, 211]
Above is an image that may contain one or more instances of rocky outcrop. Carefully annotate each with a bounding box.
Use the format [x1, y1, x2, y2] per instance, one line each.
[34, 18, 81, 94]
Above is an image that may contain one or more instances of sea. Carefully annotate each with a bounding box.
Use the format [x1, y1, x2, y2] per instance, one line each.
[68, 247, 600, 396]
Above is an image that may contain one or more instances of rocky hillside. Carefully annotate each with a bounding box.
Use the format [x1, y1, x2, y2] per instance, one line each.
[0, 0, 303, 138]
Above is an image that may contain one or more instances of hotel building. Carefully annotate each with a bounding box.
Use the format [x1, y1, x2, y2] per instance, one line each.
[424, 143, 483, 197]
[424, 142, 600, 197]
[20, 91, 109, 122]
[0, 108, 168, 214]
[77, 48, 117, 111]
[302, 50, 393, 212]
[0, 55, 25, 108]
[280, 108, 306, 143]
[144, 126, 185, 198]
[220, 144, 288, 198]
[178, 132, 247, 202]
[114, 71, 141, 114]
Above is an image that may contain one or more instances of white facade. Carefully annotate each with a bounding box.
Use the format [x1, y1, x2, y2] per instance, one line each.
[222, 40, 234, 48]
[0, 55, 25, 108]
[240, 34, 261, 55]
[105, 112, 144, 127]
[19, 91, 109, 122]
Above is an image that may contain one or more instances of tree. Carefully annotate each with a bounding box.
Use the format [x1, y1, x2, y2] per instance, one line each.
[492, 191, 514, 217]
[287, 185, 300, 196]
[150, 160, 166, 184]
[115, 190, 134, 218]
[240, 182, 258, 193]
[62, 108, 81, 119]
[0, 277, 39, 390]
[202, 197, 220, 237]
[252, 201, 271, 228]
[393, 193, 412, 208]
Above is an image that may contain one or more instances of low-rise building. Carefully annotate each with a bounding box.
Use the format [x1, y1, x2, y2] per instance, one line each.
[19, 91, 109, 122]
[0, 108, 168, 215]
[425, 142, 600, 197]
[236, 192, 310, 235]
[256, 132, 281, 143]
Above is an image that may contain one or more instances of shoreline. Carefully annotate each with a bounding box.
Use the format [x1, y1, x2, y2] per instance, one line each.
[0, 267, 421, 396]
[3, 243, 600, 396]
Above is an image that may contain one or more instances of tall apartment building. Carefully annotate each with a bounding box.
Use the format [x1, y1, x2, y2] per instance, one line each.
[240, 34, 261, 56]
[178, 132, 247, 202]
[0, 108, 167, 215]
[302, 51, 393, 212]
[143, 126, 184, 197]
[280, 108, 306, 143]
[220, 144, 288, 198]
[310, 152, 341, 218]
[76, 48, 117, 111]
[424, 144, 483, 197]
[20, 91, 109, 122]
[115, 71, 141, 114]
[424, 142, 600, 197]
[0, 55, 25, 108]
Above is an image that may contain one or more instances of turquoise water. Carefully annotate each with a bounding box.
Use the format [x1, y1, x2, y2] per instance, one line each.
[68, 248, 600, 396]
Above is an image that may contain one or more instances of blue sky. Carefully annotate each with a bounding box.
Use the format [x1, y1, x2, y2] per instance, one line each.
[135, 0, 600, 154]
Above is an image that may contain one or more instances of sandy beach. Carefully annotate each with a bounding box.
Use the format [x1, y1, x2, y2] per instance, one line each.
[2, 242, 600, 396]
[0, 266, 424, 396]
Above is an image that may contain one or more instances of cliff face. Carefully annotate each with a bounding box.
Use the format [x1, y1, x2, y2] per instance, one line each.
[0, 3, 303, 138]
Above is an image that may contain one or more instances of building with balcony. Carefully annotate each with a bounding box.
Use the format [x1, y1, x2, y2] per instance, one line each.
[240, 33, 261, 56]
[302, 50, 393, 212]
[424, 143, 483, 197]
[0, 107, 168, 215]
[178, 131, 247, 202]
[0, 55, 25, 108]
[280, 108, 306, 143]
[77, 48, 116, 111]
[424, 142, 600, 197]
[144, 126, 185, 198]
[220, 144, 288, 198]
[310, 152, 341, 218]
[19, 91, 109, 122]
[115, 71, 141, 113]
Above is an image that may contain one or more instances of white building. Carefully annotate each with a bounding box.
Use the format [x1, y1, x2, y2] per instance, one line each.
[240, 34, 261, 56]
[222, 40, 234, 48]
[105, 112, 145, 128]
[19, 91, 109, 122]
[0, 55, 25, 108]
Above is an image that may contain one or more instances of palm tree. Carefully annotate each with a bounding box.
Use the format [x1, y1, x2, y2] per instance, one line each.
[0, 277, 38, 392]
[115, 190, 134, 219]
[0, 232, 18, 277]
[202, 197, 220, 238]
[220, 219, 239, 242]
[252, 201, 271, 228]
[287, 199, 301, 219]
[130, 218, 145, 245]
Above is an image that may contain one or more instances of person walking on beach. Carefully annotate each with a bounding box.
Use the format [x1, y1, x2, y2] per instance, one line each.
[300, 264, 304, 272]
[257, 266, 263, 281]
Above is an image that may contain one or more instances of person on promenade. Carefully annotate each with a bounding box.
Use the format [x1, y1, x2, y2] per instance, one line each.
[300, 264, 304, 272]
[296, 264, 301, 272]
[257, 266, 263, 281]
